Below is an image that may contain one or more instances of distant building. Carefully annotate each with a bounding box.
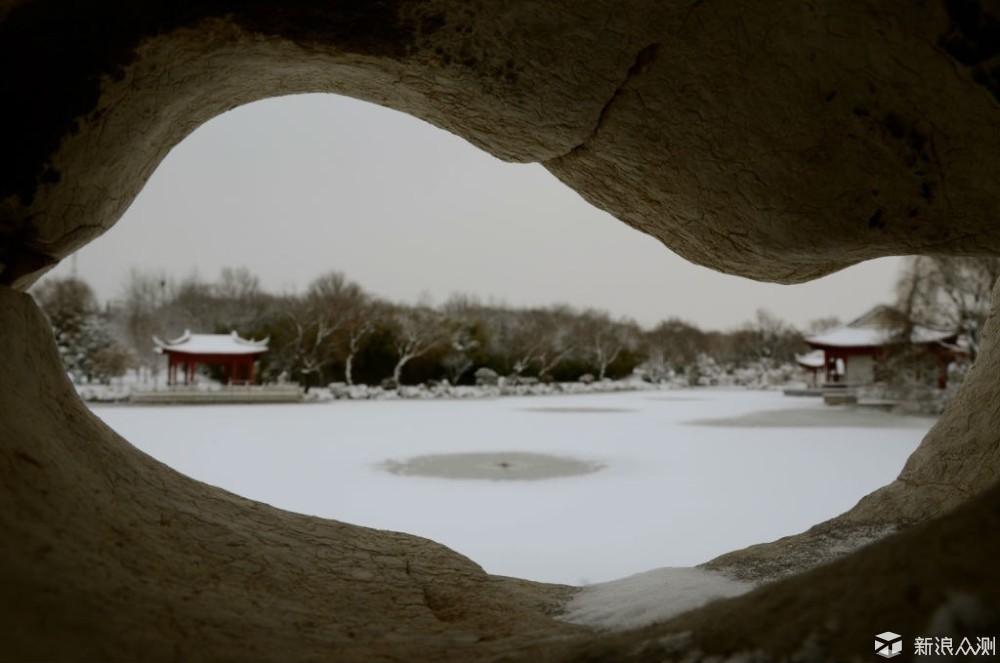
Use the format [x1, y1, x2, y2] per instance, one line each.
[794, 349, 825, 387]
[804, 306, 964, 389]
[154, 330, 268, 386]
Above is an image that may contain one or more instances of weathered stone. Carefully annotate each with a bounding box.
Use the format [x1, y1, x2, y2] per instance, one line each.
[0, 287, 585, 660]
[552, 480, 1000, 663]
[1, 1, 1000, 660]
[2, 1, 1000, 287]
[704, 277, 1000, 584]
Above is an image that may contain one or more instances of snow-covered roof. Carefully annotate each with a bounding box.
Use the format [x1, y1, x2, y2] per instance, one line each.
[795, 349, 825, 368]
[153, 330, 268, 355]
[804, 306, 956, 349]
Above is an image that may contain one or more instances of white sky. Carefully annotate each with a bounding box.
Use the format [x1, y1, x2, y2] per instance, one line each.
[48, 93, 903, 331]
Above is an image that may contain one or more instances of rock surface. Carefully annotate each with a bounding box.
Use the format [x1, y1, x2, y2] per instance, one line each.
[704, 276, 1000, 584]
[0, 288, 584, 660]
[2, 1, 1000, 287]
[1, 1, 999, 660]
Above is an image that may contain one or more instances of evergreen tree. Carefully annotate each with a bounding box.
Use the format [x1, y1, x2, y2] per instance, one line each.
[32, 277, 124, 383]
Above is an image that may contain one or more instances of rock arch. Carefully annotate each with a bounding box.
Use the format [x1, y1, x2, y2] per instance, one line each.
[1, 1, 998, 659]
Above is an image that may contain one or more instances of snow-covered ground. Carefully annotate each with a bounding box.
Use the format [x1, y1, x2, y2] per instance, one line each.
[89, 389, 933, 587]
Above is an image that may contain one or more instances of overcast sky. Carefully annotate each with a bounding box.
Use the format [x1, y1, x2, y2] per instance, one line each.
[46, 93, 903, 331]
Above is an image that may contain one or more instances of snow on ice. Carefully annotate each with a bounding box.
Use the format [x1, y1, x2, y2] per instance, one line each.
[561, 567, 755, 630]
[89, 389, 932, 589]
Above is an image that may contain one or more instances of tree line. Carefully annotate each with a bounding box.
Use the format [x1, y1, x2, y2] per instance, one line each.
[30, 267, 811, 389]
[31, 256, 997, 390]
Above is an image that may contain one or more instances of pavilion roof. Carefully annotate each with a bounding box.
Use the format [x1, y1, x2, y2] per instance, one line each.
[804, 306, 956, 349]
[795, 349, 825, 368]
[153, 330, 268, 356]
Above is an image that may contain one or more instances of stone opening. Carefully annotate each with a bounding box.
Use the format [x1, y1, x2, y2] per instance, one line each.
[2, 2, 999, 660]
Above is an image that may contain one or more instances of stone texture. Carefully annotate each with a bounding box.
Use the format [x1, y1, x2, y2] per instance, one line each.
[0, 1, 648, 287]
[2, 1, 1000, 287]
[0, 287, 585, 660]
[548, 479, 1000, 663]
[1, 1, 1000, 660]
[703, 275, 1000, 584]
[544, 2, 1000, 281]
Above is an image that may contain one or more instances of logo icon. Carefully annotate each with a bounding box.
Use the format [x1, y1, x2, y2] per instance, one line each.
[876, 632, 903, 658]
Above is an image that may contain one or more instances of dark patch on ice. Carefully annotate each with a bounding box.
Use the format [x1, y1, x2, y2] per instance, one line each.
[685, 407, 932, 429]
[381, 451, 605, 481]
[520, 407, 636, 414]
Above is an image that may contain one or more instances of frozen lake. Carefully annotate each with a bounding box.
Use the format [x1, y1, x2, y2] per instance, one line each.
[90, 389, 934, 586]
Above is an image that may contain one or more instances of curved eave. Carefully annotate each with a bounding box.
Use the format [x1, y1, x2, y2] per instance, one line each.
[158, 349, 267, 359]
[804, 341, 884, 352]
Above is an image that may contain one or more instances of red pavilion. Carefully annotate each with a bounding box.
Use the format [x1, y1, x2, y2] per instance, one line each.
[154, 330, 268, 386]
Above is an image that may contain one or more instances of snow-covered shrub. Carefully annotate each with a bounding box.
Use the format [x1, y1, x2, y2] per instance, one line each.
[474, 367, 499, 386]
[75, 384, 131, 403]
[301, 387, 333, 403]
[328, 382, 350, 399]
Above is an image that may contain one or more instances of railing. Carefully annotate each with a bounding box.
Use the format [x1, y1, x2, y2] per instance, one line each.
[130, 384, 302, 404]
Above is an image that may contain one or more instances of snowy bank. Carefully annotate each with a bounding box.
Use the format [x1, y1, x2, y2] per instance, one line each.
[71, 361, 812, 403]
[561, 567, 754, 631]
[326, 378, 661, 401]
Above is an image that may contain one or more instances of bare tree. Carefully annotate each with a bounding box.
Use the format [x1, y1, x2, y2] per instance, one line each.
[530, 305, 579, 379]
[644, 318, 706, 374]
[581, 310, 641, 380]
[216, 266, 262, 302]
[341, 310, 375, 386]
[733, 309, 802, 369]
[481, 307, 537, 377]
[164, 273, 215, 335]
[897, 256, 1000, 360]
[213, 266, 269, 330]
[276, 299, 339, 390]
[389, 306, 447, 385]
[805, 316, 842, 334]
[306, 271, 376, 386]
[439, 294, 486, 384]
[440, 321, 480, 384]
[481, 305, 579, 380]
[485, 307, 539, 377]
[119, 269, 171, 383]
[265, 274, 364, 390]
